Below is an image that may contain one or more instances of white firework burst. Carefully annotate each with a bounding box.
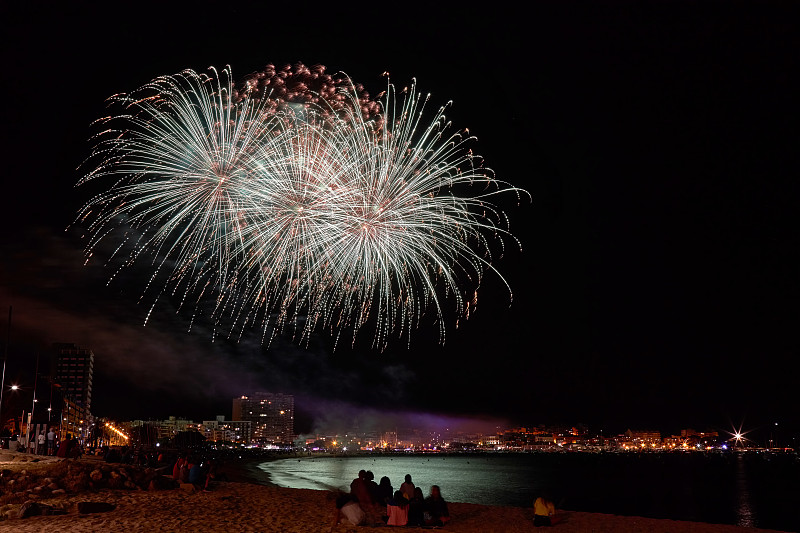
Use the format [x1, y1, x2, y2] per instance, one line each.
[77, 65, 527, 348]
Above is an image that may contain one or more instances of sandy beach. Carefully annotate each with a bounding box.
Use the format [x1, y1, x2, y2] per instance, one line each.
[0, 454, 789, 532]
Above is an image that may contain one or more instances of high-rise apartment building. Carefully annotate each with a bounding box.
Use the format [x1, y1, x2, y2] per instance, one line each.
[232, 392, 294, 445]
[53, 343, 94, 414]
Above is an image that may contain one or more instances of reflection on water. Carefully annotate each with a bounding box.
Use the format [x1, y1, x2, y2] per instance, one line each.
[734, 454, 754, 528]
[259, 452, 800, 532]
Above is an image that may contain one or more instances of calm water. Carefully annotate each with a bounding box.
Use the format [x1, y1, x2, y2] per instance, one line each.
[258, 452, 800, 531]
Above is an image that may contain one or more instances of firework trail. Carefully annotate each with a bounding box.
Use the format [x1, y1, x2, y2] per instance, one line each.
[77, 63, 527, 348]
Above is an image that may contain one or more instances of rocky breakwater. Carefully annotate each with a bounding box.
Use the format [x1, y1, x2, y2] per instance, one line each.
[0, 455, 176, 521]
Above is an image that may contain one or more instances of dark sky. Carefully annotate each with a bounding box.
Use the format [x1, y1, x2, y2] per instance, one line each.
[1, 2, 798, 440]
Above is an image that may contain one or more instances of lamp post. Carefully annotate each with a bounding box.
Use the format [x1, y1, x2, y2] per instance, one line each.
[0, 306, 11, 439]
[25, 352, 39, 454]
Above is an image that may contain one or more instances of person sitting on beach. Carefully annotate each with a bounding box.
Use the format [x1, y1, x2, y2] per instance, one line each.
[55, 433, 71, 458]
[533, 493, 558, 527]
[377, 476, 394, 504]
[68, 436, 83, 459]
[332, 492, 366, 529]
[188, 457, 205, 488]
[386, 490, 409, 526]
[180, 457, 193, 484]
[365, 470, 380, 503]
[424, 485, 450, 526]
[350, 470, 373, 508]
[173, 454, 187, 481]
[408, 487, 425, 527]
[104, 446, 122, 463]
[203, 458, 218, 491]
[400, 474, 415, 500]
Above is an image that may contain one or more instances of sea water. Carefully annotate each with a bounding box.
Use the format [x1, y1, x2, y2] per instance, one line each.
[258, 452, 800, 532]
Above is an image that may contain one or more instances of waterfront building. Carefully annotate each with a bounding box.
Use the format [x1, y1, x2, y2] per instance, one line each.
[232, 392, 294, 445]
[625, 429, 662, 445]
[53, 343, 94, 414]
[131, 416, 197, 442]
[201, 416, 252, 444]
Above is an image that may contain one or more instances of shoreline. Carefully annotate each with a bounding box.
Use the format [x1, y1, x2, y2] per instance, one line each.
[0, 456, 789, 532]
[228, 455, 790, 532]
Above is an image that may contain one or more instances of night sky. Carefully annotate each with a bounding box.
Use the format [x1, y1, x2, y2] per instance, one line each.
[1, 2, 798, 440]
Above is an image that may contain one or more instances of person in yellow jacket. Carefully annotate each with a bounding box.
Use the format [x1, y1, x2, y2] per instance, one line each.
[533, 493, 558, 526]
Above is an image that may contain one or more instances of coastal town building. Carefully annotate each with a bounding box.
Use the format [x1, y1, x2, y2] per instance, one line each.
[130, 416, 197, 442]
[201, 416, 252, 444]
[624, 429, 662, 445]
[232, 392, 294, 445]
[53, 343, 94, 414]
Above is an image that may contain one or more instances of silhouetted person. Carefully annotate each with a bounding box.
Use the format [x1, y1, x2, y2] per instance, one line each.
[333, 492, 366, 528]
[365, 470, 380, 503]
[400, 473, 415, 500]
[56, 433, 71, 458]
[424, 485, 450, 526]
[350, 470, 371, 506]
[408, 486, 425, 526]
[387, 490, 409, 526]
[377, 476, 394, 504]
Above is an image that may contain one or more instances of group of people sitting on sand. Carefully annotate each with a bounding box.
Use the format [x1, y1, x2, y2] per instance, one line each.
[333, 470, 450, 528]
[172, 454, 221, 491]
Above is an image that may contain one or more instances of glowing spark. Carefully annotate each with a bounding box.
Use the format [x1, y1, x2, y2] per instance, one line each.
[77, 63, 528, 348]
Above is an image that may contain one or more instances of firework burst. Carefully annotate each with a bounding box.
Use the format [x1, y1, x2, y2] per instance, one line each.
[77, 64, 528, 348]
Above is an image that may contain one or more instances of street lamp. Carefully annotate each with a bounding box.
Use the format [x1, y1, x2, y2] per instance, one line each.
[1, 384, 21, 449]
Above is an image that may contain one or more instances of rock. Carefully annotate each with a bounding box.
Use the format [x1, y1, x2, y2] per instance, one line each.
[179, 483, 196, 493]
[33, 486, 43, 492]
[90, 469, 103, 481]
[47, 482, 59, 490]
[51, 488, 66, 495]
[110, 471, 120, 479]
[77, 501, 116, 514]
[8, 479, 15, 486]
[123, 480, 136, 489]
[18, 501, 42, 518]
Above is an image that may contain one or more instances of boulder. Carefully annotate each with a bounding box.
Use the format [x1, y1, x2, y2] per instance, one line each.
[90, 469, 103, 482]
[51, 488, 66, 495]
[18, 501, 42, 518]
